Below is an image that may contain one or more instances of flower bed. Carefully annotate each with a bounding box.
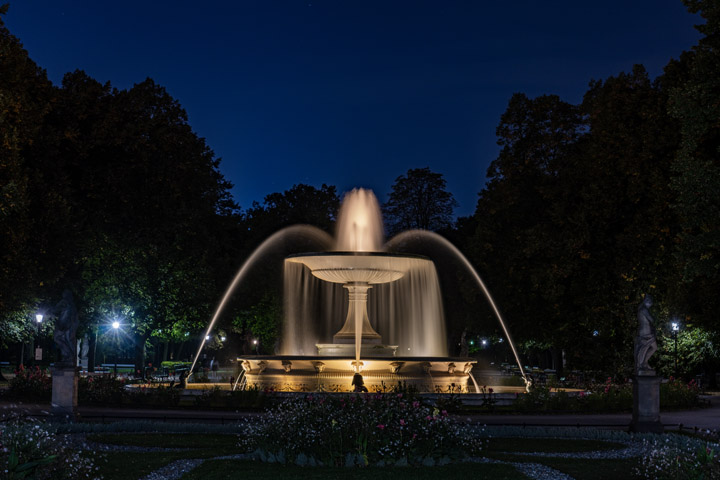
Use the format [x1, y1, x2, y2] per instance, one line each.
[7, 365, 51, 400]
[238, 393, 483, 466]
[0, 416, 98, 479]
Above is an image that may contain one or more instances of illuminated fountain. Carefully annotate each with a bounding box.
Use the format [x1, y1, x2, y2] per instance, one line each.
[192, 188, 527, 393]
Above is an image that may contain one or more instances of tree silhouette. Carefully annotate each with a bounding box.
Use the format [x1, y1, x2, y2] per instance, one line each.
[382, 167, 458, 236]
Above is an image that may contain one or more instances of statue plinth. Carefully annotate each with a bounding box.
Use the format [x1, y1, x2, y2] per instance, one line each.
[630, 374, 663, 433]
[51, 366, 78, 420]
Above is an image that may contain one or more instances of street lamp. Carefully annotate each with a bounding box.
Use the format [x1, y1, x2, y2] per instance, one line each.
[112, 321, 120, 330]
[34, 313, 43, 362]
[671, 318, 681, 377]
[253, 339, 259, 354]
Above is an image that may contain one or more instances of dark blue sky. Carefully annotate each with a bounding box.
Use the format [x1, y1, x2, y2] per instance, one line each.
[5, 1, 701, 216]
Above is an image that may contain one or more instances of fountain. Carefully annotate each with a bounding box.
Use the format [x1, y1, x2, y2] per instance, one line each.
[217, 188, 526, 393]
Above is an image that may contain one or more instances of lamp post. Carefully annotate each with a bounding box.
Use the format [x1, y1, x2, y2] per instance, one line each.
[34, 314, 43, 363]
[671, 318, 680, 377]
[112, 320, 120, 374]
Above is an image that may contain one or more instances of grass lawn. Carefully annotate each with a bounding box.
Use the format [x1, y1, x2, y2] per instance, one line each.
[87, 432, 639, 480]
[87, 433, 238, 450]
[485, 437, 627, 453]
[178, 460, 530, 480]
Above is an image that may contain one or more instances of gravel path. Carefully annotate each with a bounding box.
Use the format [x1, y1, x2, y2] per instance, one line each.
[138, 459, 205, 480]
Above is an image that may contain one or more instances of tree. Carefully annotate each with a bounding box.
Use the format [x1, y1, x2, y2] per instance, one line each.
[668, 0, 720, 330]
[466, 93, 584, 372]
[244, 183, 339, 245]
[0, 4, 55, 321]
[382, 167, 458, 236]
[466, 72, 681, 374]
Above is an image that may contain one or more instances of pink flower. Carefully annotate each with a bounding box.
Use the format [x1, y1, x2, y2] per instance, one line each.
[442, 410, 448, 416]
[412, 401, 420, 408]
[399, 419, 406, 426]
[397, 394, 403, 399]
[412, 433, 417, 439]
[425, 415, 432, 421]
[377, 424, 385, 430]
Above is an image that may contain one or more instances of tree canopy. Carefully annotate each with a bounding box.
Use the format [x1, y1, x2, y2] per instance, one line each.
[382, 167, 458, 236]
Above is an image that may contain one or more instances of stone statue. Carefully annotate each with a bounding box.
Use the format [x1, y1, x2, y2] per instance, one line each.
[53, 289, 79, 367]
[635, 294, 658, 373]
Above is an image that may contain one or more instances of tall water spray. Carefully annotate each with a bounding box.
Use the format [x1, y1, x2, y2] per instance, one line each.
[282, 189, 448, 360]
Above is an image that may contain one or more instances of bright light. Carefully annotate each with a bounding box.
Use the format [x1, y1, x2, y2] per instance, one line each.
[252, 339, 258, 345]
[469, 340, 474, 345]
[221, 336, 226, 342]
[672, 322, 679, 332]
[35, 314, 43, 323]
[206, 335, 211, 341]
[481, 339, 488, 346]
[593, 330, 599, 337]
[112, 321, 120, 329]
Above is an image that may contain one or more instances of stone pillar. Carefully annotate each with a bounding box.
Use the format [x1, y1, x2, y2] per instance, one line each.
[630, 374, 663, 433]
[51, 366, 78, 420]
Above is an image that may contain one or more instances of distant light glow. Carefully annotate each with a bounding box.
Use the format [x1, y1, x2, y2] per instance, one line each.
[112, 321, 120, 329]
[206, 335, 211, 340]
[481, 339, 488, 346]
[252, 339, 258, 345]
[592, 330, 599, 337]
[469, 340, 474, 345]
[672, 322, 679, 332]
[35, 314, 43, 323]
[221, 336, 226, 342]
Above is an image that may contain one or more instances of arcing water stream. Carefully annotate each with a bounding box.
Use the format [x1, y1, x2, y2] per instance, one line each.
[386, 230, 529, 386]
[188, 225, 333, 377]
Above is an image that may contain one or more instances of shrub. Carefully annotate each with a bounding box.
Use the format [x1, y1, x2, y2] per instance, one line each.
[661, 377, 700, 409]
[127, 384, 182, 407]
[228, 385, 265, 409]
[238, 393, 483, 466]
[7, 366, 51, 400]
[79, 374, 128, 405]
[0, 415, 98, 479]
[194, 386, 227, 407]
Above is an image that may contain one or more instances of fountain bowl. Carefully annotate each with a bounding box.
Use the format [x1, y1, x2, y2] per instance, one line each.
[286, 251, 431, 285]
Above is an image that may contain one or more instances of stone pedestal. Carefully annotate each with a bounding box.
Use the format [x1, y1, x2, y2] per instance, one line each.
[630, 373, 663, 433]
[51, 366, 78, 420]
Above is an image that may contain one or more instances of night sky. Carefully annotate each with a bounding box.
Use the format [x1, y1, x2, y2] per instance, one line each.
[5, 1, 701, 217]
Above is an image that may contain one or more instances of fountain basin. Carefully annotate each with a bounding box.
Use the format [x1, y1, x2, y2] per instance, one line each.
[237, 356, 477, 393]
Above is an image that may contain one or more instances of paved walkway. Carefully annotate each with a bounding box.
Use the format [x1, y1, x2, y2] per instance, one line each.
[3, 395, 719, 431]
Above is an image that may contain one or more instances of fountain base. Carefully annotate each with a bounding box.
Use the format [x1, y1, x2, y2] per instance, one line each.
[316, 343, 398, 357]
[236, 356, 477, 393]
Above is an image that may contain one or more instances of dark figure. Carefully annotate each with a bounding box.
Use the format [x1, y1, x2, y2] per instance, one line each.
[174, 369, 189, 389]
[352, 373, 368, 393]
[635, 294, 658, 373]
[211, 357, 219, 379]
[53, 289, 79, 367]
